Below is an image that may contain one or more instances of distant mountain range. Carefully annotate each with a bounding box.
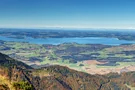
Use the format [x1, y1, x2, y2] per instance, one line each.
[0, 52, 135, 90]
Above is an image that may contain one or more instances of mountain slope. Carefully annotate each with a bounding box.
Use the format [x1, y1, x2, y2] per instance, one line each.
[0, 52, 135, 90]
[0, 53, 34, 90]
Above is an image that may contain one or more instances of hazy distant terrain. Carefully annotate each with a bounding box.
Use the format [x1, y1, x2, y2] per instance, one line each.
[0, 29, 135, 41]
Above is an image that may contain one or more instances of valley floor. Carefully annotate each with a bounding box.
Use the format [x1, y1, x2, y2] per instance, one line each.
[1, 40, 135, 75]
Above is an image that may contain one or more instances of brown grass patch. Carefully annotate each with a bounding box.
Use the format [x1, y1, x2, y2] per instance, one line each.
[83, 60, 108, 65]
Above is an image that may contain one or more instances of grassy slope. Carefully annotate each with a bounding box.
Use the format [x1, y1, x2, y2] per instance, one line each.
[0, 75, 15, 90]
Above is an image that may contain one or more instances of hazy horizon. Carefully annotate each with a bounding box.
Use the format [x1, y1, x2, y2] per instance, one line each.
[0, 0, 135, 29]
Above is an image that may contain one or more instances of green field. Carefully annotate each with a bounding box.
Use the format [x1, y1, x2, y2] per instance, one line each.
[1, 41, 135, 74]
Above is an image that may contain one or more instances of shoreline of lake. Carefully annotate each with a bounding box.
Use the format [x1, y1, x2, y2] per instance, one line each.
[0, 35, 135, 45]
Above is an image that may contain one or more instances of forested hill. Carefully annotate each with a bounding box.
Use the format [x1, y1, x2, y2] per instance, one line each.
[0, 52, 135, 90]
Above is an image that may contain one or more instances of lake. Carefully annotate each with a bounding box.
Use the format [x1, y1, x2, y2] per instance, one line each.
[0, 35, 135, 45]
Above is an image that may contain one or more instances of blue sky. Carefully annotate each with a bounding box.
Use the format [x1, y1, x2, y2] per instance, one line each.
[0, 0, 135, 29]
